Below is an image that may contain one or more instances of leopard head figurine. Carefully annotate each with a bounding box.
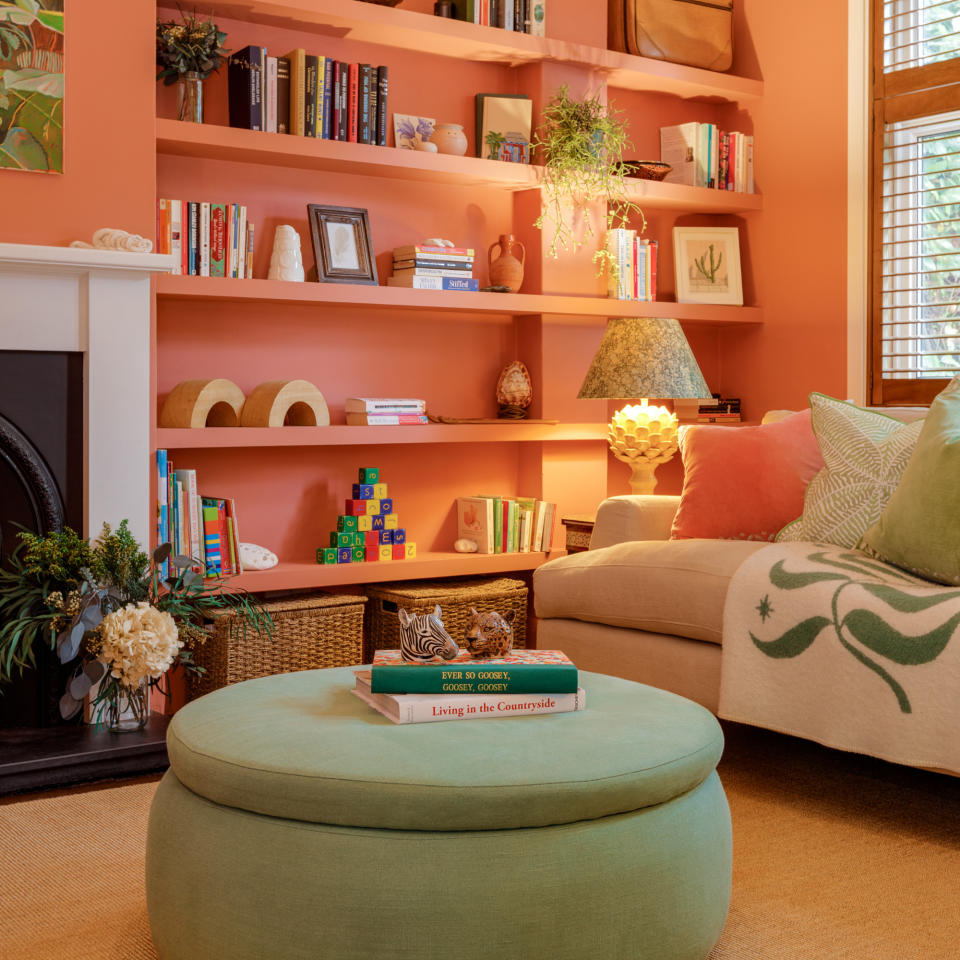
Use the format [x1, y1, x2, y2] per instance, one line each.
[463, 607, 516, 659]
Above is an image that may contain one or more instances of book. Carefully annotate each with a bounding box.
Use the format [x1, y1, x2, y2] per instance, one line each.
[265, 55, 277, 133]
[276, 57, 290, 133]
[358, 64, 372, 143]
[199, 202, 211, 277]
[209, 204, 226, 277]
[476, 93, 532, 162]
[201, 499, 222, 577]
[169, 200, 183, 276]
[530, 0, 545, 36]
[392, 258, 474, 270]
[228, 45, 263, 131]
[245, 222, 255, 279]
[392, 267, 474, 279]
[345, 397, 426, 412]
[304, 54, 319, 138]
[352, 672, 585, 724]
[393, 245, 475, 258]
[370, 649, 578, 695]
[173, 469, 202, 572]
[660, 122, 698, 186]
[457, 496, 495, 553]
[321, 58, 334, 139]
[387, 276, 481, 291]
[345, 413, 429, 425]
[238, 205, 248, 280]
[348, 62, 359, 142]
[337, 62, 349, 140]
[375, 65, 388, 146]
[367, 66, 378, 147]
[285, 48, 306, 136]
[156, 450, 169, 580]
[315, 56, 326, 139]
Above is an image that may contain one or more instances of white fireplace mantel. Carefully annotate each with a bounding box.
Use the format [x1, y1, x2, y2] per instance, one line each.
[0, 242, 174, 546]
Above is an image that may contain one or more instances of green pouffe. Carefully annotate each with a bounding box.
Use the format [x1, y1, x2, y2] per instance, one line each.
[147, 668, 731, 960]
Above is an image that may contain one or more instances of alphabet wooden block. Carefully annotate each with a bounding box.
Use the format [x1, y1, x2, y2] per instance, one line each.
[392, 544, 405, 560]
[365, 499, 382, 515]
[352, 484, 375, 500]
[357, 516, 373, 531]
[379, 498, 393, 515]
[345, 499, 366, 516]
[337, 548, 353, 563]
[371, 515, 385, 530]
[159, 379, 246, 428]
[318, 548, 338, 565]
[404, 542, 417, 559]
[384, 514, 399, 530]
[351, 546, 366, 562]
[331, 531, 353, 548]
[239, 379, 330, 427]
[373, 483, 388, 499]
[337, 515, 358, 532]
[364, 547, 380, 562]
[380, 530, 393, 545]
[393, 528, 406, 544]
[379, 545, 393, 561]
[359, 468, 379, 483]
[364, 531, 380, 546]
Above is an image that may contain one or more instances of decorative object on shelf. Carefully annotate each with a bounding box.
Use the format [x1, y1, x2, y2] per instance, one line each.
[532, 85, 643, 269]
[673, 226, 743, 305]
[481, 284, 512, 293]
[267, 224, 305, 282]
[239, 542, 279, 570]
[398, 605, 460, 662]
[430, 122, 468, 156]
[0, 0, 64, 174]
[427, 414, 559, 424]
[156, 8, 229, 124]
[463, 607, 516, 659]
[487, 234, 525, 293]
[307, 204, 379, 285]
[424, 238, 455, 247]
[434, 1, 455, 15]
[415, 139, 439, 153]
[393, 113, 436, 150]
[0, 522, 272, 726]
[240, 380, 330, 427]
[160, 378, 246, 428]
[496, 360, 533, 419]
[608, 0, 734, 72]
[454, 538, 479, 553]
[626, 160, 672, 181]
[360, 0, 403, 5]
[578, 316, 711, 494]
[69, 228, 153, 254]
[476, 93, 532, 162]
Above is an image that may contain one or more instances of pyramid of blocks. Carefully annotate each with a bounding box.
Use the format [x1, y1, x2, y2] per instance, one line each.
[316, 467, 417, 565]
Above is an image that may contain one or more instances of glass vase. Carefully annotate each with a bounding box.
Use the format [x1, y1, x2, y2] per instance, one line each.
[106, 679, 150, 733]
[176, 71, 203, 123]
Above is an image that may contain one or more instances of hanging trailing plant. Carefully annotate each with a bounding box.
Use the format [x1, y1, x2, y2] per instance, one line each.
[531, 86, 645, 277]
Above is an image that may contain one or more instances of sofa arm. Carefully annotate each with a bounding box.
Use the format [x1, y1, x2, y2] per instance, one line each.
[589, 495, 680, 549]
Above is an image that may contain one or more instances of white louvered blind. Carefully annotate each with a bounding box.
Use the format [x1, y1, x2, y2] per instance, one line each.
[883, 0, 960, 73]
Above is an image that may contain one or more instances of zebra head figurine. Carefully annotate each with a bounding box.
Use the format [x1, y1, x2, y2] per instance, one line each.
[398, 605, 460, 663]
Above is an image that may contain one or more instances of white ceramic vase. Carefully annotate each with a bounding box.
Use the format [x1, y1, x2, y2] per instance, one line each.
[268, 225, 305, 282]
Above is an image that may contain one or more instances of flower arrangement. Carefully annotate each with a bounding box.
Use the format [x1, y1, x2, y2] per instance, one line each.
[156, 7, 229, 84]
[0, 522, 272, 730]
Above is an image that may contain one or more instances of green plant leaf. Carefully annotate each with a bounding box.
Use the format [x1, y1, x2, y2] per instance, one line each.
[35, 10, 63, 32]
[769, 560, 849, 590]
[0, 0, 37, 25]
[1, 68, 63, 98]
[842, 608, 960, 665]
[835, 552, 920, 582]
[838, 635, 912, 713]
[751, 616, 831, 659]
[858, 582, 960, 613]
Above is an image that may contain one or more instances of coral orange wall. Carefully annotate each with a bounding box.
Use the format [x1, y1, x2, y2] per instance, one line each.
[0, 0, 155, 245]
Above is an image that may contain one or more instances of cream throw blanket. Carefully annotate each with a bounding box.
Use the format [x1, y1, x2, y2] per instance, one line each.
[720, 541, 960, 773]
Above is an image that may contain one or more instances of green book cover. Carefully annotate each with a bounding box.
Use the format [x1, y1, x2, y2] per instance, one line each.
[475, 494, 502, 551]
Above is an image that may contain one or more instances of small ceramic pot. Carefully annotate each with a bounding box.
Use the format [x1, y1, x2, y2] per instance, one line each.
[431, 123, 468, 156]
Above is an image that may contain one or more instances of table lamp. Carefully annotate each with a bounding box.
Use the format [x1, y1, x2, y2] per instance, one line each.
[578, 316, 711, 494]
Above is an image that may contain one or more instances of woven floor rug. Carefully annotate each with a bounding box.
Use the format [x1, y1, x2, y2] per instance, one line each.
[2, 725, 959, 960]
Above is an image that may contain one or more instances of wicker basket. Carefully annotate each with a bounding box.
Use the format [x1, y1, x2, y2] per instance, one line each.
[188, 592, 367, 700]
[364, 577, 528, 659]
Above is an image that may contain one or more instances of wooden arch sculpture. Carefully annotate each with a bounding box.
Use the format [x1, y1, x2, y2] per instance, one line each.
[240, 380, 330, 427]
[159, 379, 246, 428]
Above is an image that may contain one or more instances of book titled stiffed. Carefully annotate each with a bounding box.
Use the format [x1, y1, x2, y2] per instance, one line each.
[370, 649, 578, 695]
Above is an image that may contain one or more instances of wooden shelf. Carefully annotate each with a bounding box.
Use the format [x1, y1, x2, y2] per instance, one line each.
[217, 551, 559, 592]
[155, 275, 764, 326]
[156, 422, 609, 449]
[186, 0, 761, 103]
[156, 119, 762, 212]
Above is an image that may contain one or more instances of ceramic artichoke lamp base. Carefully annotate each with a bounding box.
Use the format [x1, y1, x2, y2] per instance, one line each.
[608, 402, 680, 495]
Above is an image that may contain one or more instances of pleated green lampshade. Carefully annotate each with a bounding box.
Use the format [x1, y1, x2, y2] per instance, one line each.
[577, 317, 711, 400]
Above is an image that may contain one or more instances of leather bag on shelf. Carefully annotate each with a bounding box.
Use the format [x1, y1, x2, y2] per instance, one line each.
[608, 0, 734, 72]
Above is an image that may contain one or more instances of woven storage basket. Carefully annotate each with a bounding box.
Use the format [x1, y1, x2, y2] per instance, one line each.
[188, 593, 367, 700]
[364, 577, 528, 659]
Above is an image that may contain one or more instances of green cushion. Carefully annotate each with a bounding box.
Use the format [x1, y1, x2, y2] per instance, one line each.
[860, 377, 960, 584]
[776, 392, 923, 548]
[167, 667, 723, 832]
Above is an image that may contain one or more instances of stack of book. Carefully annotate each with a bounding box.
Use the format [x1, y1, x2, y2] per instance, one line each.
[228, 44, 388, 145]
[456, 495, 557, 554]
[387, 244, 478, 292]
[156, 450, 243, 580]
[457, 0, 546, 35]
[156, 200, 253, 278]
[345, 397, 428, 426]
[675, 395, 742, 424]
[351, 648, 584, 724]
[660, 122, 755, 193]
[605, 229, 658, 301]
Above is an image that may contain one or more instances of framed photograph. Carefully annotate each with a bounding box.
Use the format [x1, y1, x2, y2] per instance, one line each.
[673, 227, 743, 305]
[307, 205, 378, 285]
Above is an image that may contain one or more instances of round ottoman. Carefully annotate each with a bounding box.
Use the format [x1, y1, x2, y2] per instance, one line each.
[146, 667, 731, 960]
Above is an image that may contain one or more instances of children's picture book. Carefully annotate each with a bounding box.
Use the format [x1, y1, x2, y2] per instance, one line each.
[456, 496, 495, 553]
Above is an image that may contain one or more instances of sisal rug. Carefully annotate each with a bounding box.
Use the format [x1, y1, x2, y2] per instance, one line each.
[2, 725, 959, 960]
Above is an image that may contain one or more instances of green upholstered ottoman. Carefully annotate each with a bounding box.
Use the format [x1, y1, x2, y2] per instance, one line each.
[146, 667, 731, 960]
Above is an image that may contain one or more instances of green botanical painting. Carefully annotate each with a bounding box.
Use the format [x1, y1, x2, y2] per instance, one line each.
[0, 0, 63, 173]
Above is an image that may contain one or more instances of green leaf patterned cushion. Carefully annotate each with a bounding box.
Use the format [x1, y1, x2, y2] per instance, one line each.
[860, 377, 960, 585]
[774, 393, 924, 548]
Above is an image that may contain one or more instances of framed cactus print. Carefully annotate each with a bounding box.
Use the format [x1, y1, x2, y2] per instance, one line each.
[673, 227, 742, 305]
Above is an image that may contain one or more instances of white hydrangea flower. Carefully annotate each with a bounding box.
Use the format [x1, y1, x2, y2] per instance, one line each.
[97, 602, 181, 689]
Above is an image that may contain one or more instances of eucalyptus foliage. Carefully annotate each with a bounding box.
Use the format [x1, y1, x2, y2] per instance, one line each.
[156, 7, 229, 84]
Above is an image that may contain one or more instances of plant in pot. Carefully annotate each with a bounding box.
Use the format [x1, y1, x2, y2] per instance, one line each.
[531, 86, 645, 280]
[156, 8, 229, 123]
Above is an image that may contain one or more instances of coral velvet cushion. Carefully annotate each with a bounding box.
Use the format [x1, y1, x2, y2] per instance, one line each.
[671, 410, 824, 542]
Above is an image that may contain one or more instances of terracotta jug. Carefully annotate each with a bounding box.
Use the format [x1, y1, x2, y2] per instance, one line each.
[488, 234, 525, 293]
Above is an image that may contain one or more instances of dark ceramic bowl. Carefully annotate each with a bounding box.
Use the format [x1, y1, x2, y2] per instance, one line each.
[627, 161, 673, 181]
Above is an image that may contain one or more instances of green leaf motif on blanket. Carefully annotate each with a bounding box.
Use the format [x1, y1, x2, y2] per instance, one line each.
[858, 582, 960, 613]
[769, 560, 849, 591]
[842, 609, 960, 665]
[751, 616, 831, 658]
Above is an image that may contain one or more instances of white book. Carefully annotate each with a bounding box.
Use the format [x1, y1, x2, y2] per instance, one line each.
[352, 673, 586, 724]
[660, 122, 697, 186]
[532, 500, 546, 551]
[265, 56, 278, 133]
[392, 267, 474, 279]
[504, 0, 514, 30]
[745, 135, 754, 194]
[531, 0, 545, 36]
[237, 205, 248, 280]
[345, 397, 426, 412]
[541, 502, 556, 551]
[170, 200, 183, 276]
[199, 202, 211, 277]
[226, 204, 237, 279]
[519, 508, 532, 553]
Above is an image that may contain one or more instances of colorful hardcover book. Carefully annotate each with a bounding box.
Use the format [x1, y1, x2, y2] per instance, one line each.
[174, 469, 202, 571]
[228, 45, 263, 130]
[457, 496, 495, 553]
[386, 277, 481, 291]
[226, 203, 236, 279]
[304, 54, 319, 138]
[284, 48, 306, 136]
[368, 67, 378, 146]
[246, 222, 255, 279]
[331, 61, 342, 141]
[169, 200, 183, 276]
[370, 649, 578, 695]
[157, 199, 169, 254]
[237, 206, 248, 280]
[199, 202, 211, 277]
[348, 63, 359, 142]
[338, 63, 350, 141]
[375, 65, 388, 146]
[224, 498, 243, 573]
[345, 413, 429, 425]
[201, 499, 222, 577]
[156, 449, 169, 580]
[210, 204, 226, 277]
[315, 56, 326, 138]
[358, 64, 372, 144]
[186, 202, 198, 276]
[276, 57, 291, 134]
[353, 672, 585, 724]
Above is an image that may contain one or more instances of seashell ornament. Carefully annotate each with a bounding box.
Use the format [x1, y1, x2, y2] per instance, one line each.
[454, 538, 479, 553]
[496, 360, 533, 420]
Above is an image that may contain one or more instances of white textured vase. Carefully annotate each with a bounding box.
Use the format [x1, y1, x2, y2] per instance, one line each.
[268, 225, 305, 282]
